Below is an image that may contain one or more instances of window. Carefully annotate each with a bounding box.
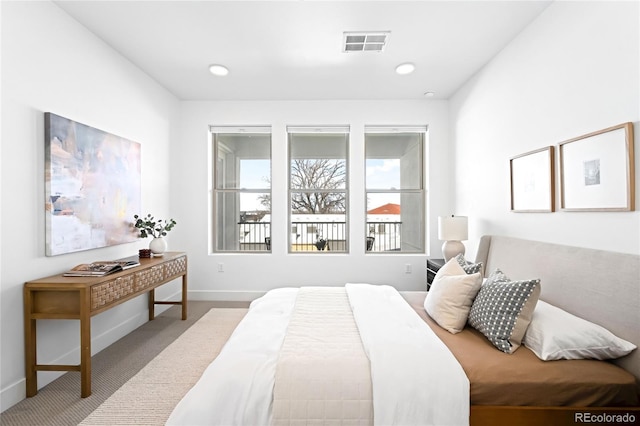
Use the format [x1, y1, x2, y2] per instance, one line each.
[365, 127, 426, 253]
[288, 127, 349, 252]
[212, 127, 271, 252]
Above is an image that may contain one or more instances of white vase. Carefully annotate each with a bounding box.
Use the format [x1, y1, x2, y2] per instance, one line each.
[149, 237, 167, 256]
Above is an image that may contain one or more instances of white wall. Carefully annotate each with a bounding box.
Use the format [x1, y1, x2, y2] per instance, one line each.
[450, 1, 640, 259]
[0, 1, 179, 410]
[170, 100, 452, 301]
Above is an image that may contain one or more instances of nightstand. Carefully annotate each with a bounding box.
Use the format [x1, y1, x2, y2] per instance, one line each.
[426, 258, 446, 290]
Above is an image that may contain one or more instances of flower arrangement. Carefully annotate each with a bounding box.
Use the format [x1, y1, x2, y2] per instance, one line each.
[133, 214, 177, 238]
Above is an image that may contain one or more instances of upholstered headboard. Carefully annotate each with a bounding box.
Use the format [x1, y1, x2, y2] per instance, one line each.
[474, 235, 640, 383]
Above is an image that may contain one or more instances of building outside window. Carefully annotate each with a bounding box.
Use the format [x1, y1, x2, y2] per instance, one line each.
[288, 126, 349, 253]
[211, 126, 271, 252]
[365, 127, 426, 253]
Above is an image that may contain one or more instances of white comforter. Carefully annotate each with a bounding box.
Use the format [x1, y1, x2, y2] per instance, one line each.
[166, 285, 469, 426]
[166, 288, 298, 426]
[347, 284, 469, 426]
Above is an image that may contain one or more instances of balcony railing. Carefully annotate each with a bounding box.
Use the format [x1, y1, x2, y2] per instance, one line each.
[291, 221, 346, 252]
[238, 221, 402, 252]
[367, 221, 402, 252]
[238, 221, 271, 251]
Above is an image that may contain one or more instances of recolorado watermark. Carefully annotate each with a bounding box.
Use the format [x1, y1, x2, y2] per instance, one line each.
[575, 412, 637, 424]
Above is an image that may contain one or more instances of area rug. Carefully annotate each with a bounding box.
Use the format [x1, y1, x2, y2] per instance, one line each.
[79, 308, 247, 425]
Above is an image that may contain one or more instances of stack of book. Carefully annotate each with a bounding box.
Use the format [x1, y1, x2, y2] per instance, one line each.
[63, 256, 141, 277]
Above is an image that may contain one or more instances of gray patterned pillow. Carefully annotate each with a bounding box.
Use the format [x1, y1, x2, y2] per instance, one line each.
[454, 253, 483, 275]
[468, 268, 540, 354]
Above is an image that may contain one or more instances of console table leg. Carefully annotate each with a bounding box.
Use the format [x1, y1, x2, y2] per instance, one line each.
[24, 322, 37, 396]
[23, 287, 38, 397]
[181, 275, 188, 320]
[80, 289, 92, 397]
[149, 288, 156, 321]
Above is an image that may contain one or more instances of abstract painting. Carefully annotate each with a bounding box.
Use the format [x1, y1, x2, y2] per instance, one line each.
[45, 113, 141, 256]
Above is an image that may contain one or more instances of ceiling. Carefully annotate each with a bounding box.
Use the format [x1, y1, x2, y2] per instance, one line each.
[54, 1, 552, 101]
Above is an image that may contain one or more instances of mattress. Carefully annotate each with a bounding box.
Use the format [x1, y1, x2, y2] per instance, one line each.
[404, 293, 640, 407]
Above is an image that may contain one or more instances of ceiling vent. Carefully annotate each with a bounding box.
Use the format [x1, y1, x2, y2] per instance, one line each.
[343, 31, 390, 53]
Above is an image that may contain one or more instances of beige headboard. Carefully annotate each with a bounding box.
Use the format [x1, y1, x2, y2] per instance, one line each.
[475, 235, 640, 383]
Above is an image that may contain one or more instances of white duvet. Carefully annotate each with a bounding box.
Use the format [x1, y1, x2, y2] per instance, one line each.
[347, 284, 469, 426]
[166, 285, 469, 426]
[166, 288, 297, 426]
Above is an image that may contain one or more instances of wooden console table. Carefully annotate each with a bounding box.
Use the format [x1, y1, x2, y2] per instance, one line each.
[24, 252, 187, 398]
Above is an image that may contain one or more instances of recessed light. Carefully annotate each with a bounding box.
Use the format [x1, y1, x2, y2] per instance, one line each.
[209, 64, 229, 76]
[424, 91, 435, 97]
[395, 62, 415, 75]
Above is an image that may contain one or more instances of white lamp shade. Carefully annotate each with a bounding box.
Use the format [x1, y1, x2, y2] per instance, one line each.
[438, 216, 468, 241]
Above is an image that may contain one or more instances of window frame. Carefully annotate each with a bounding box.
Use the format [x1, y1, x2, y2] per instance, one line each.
[287, 126, 350, 254]
[211, 126, 272, 253]
[364, 126, 427, 254]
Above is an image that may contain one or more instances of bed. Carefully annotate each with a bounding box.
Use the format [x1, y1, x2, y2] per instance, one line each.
[167, 236, 640, 426]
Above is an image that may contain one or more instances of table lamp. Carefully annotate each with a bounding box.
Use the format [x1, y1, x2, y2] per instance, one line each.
[438, 215, 468, 261]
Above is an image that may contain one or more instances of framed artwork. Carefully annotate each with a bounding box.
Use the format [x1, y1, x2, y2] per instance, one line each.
[45, 113, 141, 256]
[559, 122, 635, 211]
[510, 146, 555, 212]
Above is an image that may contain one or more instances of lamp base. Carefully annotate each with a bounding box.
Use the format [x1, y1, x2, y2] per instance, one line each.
[442, 240, 465, 262]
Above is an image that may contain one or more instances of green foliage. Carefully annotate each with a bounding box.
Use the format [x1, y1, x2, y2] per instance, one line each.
[133, 214, 177, 238]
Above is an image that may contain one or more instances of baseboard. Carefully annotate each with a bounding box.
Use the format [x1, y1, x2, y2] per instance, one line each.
[188, 289, 266, 302]
[1, 379, 25, 413]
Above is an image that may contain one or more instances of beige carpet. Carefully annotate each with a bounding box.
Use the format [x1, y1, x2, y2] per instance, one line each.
[79, 308, 247, 426]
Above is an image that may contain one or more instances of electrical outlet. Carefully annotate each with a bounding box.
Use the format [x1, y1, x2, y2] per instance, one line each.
[217, 263, 224, 272]
[405, 264, 412, 274]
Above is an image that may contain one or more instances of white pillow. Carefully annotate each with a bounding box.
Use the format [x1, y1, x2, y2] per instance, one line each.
[424, 258, 482, 334]
[523, 300, 637, 361]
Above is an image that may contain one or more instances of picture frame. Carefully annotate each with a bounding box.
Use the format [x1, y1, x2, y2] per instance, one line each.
[510, 146, 555, 212]
[558, 122, 635, 211]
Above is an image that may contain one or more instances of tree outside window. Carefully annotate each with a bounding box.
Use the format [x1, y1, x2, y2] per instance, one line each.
[288, 129, 348, 252]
